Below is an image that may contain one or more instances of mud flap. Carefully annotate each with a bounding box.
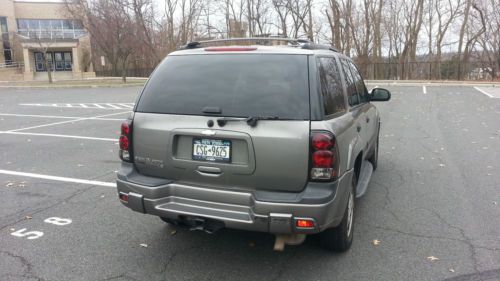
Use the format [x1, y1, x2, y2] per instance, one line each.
[355, 161, 373, 198]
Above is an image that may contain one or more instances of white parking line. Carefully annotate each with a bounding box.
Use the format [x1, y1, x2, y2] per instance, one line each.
[0, 169, 116, 187]
[0, 113, 124, 121]
[8, 111, 129, 132]
[19, 103, 135, 110]
[106, 103, 121, 109]
[118, 103, 133, 109]
[0, 131, 117, 141]
[474, 87, 494, 98]
[423, 86, 427, 94]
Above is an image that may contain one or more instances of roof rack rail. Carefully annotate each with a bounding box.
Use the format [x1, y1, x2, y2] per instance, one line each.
[179, 37, 312, 50]
[179, 37, 340, 53]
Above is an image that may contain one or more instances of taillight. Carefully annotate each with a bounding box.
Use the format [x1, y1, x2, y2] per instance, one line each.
[119, 120, 133, 162]
[310, 131, 339, 181]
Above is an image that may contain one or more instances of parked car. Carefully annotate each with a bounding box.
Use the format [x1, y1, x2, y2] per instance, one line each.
[116, 38, 391, 251]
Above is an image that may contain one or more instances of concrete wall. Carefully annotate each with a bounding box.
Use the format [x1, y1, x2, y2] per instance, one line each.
[14, 2, 66, 19]
[0, 67, 24, 81]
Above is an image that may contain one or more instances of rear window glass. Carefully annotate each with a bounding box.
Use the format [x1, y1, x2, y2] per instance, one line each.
[136, 54, 310, 120]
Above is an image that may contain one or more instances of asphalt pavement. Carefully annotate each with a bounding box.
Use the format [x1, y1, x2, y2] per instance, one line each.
[0, 85, 498, 281]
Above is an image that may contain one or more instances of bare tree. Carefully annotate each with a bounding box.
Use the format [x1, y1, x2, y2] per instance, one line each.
[65, 0, 137, 82]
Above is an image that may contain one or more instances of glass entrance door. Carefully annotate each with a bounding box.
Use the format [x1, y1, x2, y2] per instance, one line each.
[34, 51, 72, 72]
[34, 52, 46, 71]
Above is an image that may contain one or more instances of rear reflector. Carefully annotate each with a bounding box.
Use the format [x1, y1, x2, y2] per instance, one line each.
[296, 219, 315, 228]
[205, 47, 257, 52]
[118, 192, 129, 203]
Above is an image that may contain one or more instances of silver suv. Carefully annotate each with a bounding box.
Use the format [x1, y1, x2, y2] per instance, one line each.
[116, 38, 391, 252]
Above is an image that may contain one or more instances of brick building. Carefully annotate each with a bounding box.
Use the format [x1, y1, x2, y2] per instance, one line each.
[0, 0, 94, 81]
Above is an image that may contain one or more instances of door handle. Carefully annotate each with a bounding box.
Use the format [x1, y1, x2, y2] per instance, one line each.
[196, 166, 222, 177]
[357, 124, 361, 132]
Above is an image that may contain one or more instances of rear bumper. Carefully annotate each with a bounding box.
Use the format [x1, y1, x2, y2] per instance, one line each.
[116, 163, 353, 234]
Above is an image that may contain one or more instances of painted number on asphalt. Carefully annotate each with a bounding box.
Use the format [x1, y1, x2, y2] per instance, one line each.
[44, 217, 72, 226]
[11, 228, 44, 240]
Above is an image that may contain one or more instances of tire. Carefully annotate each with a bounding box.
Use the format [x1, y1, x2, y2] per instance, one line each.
[369, 133, 379, 171]
[320, 173, 356, 252]
[160, 217, 176, 225]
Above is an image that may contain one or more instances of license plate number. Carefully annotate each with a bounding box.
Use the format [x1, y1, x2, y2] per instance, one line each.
[192, 139, 231, 163]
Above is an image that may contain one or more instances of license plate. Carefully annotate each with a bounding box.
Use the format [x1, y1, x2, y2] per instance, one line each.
[192, 139, 231, 163]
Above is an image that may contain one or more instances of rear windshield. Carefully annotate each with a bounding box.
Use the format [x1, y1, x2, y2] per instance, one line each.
[136, 54, 310, 120]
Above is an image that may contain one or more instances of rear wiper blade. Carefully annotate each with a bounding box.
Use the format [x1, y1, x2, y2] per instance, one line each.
[216, 116, 281, 127]
[246, 116, 280, 127]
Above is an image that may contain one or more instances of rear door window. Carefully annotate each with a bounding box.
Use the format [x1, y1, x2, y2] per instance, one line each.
[349, 61, 369, 103]
[317, 57, 346, 115]
[136, 54, 310, 120]
[340, 59, 359, 106]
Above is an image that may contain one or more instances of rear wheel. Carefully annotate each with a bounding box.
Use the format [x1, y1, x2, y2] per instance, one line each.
[320, 173, 356, 252]
[160, 217, 176, 225]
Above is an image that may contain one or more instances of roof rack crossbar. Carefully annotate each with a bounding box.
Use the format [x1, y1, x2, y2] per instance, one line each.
[300, 43, 340, 52]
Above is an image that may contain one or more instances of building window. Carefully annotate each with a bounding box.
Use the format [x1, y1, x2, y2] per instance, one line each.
[17, 19, 85, 39]
[1, 17, 12, 65]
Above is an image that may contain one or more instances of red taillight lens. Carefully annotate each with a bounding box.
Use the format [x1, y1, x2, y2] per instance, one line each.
[296, 219, 315, 228]
[121, 122, 130, 135]
[310, 131, 339, 181]
[312, 133, 334, 150]
[312, 151, 334, 167]
[119, 135, 129, 150]
[119, 120, 132, 162]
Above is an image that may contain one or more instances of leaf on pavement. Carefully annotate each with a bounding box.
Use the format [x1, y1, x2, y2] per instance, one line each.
[25, 216, 32, 219]
[140, 243, 148, 248]
[372, 239, 381, 246]
[449, 268, 455, 273]
[427, 256, 439, 261]
[170, 230, 177, 236]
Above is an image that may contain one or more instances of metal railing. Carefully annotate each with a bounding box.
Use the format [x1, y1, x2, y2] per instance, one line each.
[17, 29, 87, 40]
[357, 61, 499, 81]
[0, 62, 24, 68]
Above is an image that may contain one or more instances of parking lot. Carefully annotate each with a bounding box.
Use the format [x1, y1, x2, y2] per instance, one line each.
[0, 85, 499, 281]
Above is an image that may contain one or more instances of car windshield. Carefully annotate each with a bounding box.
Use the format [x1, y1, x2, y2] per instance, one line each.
[135, 54, 310, 120]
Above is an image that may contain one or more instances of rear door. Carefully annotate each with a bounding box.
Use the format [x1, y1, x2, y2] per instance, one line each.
[348, 61, 377, 150]
[132, 53, 311, 192]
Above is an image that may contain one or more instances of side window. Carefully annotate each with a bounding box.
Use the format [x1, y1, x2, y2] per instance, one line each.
[349, 61, 369, 103]
[317, 57, 346, 115]
[341, 59, 359, 106]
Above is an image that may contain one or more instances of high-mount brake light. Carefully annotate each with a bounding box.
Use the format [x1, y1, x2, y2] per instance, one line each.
[310, 131, 339, 181]
[204, 47, 257, 52]
[119, 120, 133, 162]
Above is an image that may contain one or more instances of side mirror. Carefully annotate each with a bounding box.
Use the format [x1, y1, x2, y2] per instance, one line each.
[370, 88, 391, 102]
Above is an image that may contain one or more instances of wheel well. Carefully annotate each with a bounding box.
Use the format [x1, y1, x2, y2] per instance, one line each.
[354, 152, 363, 181]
